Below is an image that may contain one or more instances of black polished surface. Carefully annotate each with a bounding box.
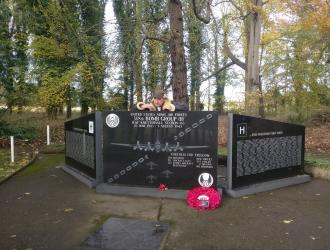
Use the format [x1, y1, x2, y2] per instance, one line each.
[102, 111, 218, 189]
[64, 113, 96, 178]
[231, 114, 305, 188]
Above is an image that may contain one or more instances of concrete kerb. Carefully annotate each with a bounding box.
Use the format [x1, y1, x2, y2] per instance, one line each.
[0, 151, 39, 185]
[225, 174, 312, 198]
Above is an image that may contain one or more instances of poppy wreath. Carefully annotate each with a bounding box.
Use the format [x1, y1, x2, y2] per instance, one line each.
[186, 187, 221, 210]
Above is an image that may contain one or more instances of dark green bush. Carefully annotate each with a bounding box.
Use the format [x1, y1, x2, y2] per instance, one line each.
[0, 124, 37, 139]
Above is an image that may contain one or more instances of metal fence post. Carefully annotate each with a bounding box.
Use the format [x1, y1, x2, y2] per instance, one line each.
[10, 136, 14, 163]
[47, 125, 50, 145]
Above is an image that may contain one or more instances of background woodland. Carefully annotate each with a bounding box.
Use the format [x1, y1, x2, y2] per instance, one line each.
[0, 0, 329, 122]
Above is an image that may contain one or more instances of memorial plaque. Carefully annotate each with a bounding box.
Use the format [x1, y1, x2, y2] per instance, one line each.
[230, 114, 305, 188]
[65, 113, 96, 178]
[102, 111, 218, 190]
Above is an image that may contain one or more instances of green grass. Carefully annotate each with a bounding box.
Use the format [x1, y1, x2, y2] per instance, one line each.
[305, 154, 330, 170]
[0, 148, 32, 180]
[17, 153, 64, 177]
[218, 147, 227, 156]
[40, 144, 65, 154]
[90, 214, 112, 233]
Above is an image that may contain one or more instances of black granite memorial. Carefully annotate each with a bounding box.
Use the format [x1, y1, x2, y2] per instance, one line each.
[102, 111, 218, 190]
[64, 111, 218, 194]
[64, 113, 97, 178]
[226, 113, 310, 197]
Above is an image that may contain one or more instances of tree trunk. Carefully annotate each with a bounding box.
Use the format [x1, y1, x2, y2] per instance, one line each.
[81, 102, 88, 115]
[213, 19, 228, 114]
[168, 0, 188, 105]
[245, 0, 262, 115]
[66, 101, 72, 119]
[123, 59, 129, 110]
[17, 105, 23, 114]
[187, 0, 203, 111]
[258, 75, 265, 117]
[129, 69, 134, 110]
[59, 106, 64, 116]
[133, 0, 143, 101]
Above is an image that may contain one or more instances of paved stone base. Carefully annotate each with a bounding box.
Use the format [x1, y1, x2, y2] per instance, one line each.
[96, 183, 188, 199]
[83, 218, 169, 250]
[97, 183, 223, 200]
[225, 174, 312, 198]
[62, 165, 97, 188]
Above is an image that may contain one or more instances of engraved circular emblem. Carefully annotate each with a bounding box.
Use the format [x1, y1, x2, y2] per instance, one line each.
[106, 114, 120, 128]
[198, 173, 214, 187]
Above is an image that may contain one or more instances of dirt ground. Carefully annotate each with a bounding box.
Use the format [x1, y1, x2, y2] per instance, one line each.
[305, 122, 330, 154]
[0, 154, 330, 250]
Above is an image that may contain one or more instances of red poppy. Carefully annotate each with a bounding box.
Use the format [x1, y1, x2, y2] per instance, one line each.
[187, 187, 221, 210]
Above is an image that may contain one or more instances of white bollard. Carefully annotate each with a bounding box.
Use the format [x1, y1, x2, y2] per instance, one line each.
[10, 136, 14, 163]
[47, 125, 50, 145]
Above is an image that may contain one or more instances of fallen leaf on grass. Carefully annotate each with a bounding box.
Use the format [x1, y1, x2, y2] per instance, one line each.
[282, 219, 294, 224]
[64, 208, 74, 213]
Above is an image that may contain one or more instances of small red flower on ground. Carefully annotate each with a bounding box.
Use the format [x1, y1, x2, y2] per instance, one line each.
[159, 183, 168, 192]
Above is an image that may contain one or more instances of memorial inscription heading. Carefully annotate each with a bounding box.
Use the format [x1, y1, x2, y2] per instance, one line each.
[131, 112, 187, 129]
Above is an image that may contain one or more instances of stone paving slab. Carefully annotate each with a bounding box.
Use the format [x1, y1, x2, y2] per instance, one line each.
[83, 218, 169, 250]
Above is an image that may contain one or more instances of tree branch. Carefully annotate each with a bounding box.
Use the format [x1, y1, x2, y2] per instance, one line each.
[143, 34, 170, 44]
[209, 7, 246, 71]
[224, 43, 247, 70]
[201, 61, 235, 82]
[262, 0, 270, 6]
[229, 0, 245, 18]
[192, 0, 211, 24]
